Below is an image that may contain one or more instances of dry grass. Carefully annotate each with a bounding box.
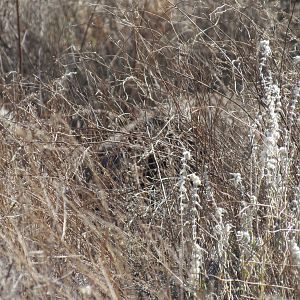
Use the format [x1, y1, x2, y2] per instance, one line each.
[0, 0, 300, 299]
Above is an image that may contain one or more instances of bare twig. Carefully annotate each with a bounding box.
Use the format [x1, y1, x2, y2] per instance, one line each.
[15, 0, 22, 75]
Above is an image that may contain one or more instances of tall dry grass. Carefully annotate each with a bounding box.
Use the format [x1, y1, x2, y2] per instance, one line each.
[0, 0, 300, 299]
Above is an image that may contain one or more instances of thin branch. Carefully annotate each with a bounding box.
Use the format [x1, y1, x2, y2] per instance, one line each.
[15, 0, 22, 75]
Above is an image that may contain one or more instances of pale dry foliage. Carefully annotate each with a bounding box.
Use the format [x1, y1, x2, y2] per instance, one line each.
[0, 0, 300, 299]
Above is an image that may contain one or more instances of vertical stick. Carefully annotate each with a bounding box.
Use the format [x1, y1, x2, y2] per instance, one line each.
[80, 0, 100, 51]
[16, 0, 22, 75]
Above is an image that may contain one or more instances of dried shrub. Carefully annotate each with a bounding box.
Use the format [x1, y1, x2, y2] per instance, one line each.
[1, 1, 300, 299]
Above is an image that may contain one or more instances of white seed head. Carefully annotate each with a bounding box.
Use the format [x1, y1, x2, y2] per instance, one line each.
[0, 106, 13, 120]
[182, 150, 191, 161]
[290, 240, 300, 265]
[230, 172, 242, 186]
[237, 230, 251, 245]
[293, 56, 300, 65]
[260, 40, 272, 58]
[79, 285, 92, 296]
[189, 173, 201, 187]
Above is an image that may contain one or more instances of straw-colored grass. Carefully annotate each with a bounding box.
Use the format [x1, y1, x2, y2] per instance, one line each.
[0, 0, 300, 299]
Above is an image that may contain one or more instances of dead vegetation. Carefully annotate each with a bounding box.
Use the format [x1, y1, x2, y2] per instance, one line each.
[0, 0, 300, 299]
